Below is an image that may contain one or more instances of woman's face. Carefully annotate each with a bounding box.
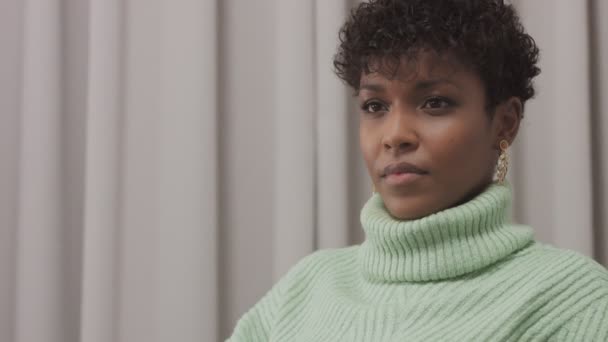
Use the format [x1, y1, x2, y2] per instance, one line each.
[358, 51, 519, 220]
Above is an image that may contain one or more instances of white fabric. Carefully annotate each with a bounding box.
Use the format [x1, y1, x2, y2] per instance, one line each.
[0, 0, 606, 341]
[512, 0, 594, 256]
[1, 0, 217, 341]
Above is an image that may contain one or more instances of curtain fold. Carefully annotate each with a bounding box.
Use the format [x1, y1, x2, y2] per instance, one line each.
[315, 0, 351, 249]
[590, 0, 608, 264]
[15, 0, 69, 341]
[273, 0, 317, 278]
[200, 0, 220, 341]
[0, 0, 20, 338]
[2, 0, 219, 341]
[511, 0, 597, 257]
[79, 1, 122, 342]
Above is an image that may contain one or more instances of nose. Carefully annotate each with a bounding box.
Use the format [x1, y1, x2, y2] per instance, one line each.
[381, 110, 419, 154]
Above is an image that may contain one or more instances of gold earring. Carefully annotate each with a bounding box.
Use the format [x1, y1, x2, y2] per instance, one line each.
[495, 139, 509, 184]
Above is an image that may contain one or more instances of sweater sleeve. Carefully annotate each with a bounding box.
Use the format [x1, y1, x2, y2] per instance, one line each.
[549, 296, 608, 341]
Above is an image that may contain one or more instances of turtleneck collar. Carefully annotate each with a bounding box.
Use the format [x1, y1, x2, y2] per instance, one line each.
[358, 182, 534, 283]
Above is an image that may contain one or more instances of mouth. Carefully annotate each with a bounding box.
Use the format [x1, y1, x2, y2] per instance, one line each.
[383, 172, 426, 186]
[381, 161, 428, 187]
[381, 161, 428, 177]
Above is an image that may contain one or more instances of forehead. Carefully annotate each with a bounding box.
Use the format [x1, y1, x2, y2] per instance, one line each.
[360, 50, 477, 88]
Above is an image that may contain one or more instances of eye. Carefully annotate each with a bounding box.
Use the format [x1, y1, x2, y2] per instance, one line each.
[361, 100, 388, 114]
[421, 96, 454, 110]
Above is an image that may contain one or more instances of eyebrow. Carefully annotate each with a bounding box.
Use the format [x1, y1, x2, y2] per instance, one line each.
[358, 83, 386, 93]
[358, 78, 461, 93]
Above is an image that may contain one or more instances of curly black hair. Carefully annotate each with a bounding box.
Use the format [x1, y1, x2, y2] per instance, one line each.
[333, 0, 540, 114]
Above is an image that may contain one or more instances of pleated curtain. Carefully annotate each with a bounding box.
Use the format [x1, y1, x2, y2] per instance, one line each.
[0, 1, 606, 342]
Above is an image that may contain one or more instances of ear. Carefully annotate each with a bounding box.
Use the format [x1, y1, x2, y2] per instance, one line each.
[492, 96, 522, 148]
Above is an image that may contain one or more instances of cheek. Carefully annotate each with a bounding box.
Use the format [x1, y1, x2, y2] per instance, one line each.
[428, 124, 491, 174]
[359, 123, 378, 175]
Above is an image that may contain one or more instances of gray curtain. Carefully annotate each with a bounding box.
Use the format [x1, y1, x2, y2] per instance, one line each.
[0, 0, 606, 342]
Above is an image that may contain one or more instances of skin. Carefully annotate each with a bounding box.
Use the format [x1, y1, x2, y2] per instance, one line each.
[358, 50, 523, 220]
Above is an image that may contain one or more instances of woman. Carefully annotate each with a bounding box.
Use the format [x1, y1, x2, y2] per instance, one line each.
[227, 0, 608, 340]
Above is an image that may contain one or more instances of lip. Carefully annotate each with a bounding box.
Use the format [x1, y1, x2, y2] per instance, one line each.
[384, 172, 425, 186]
[381, 161, 428, 187]
[382, 161, 428, 177]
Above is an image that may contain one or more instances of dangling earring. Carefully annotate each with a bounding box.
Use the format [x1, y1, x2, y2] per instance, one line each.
[495, 139, 509, 184]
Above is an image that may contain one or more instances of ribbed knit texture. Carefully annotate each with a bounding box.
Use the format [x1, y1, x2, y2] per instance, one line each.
[226, 183, 608, 341]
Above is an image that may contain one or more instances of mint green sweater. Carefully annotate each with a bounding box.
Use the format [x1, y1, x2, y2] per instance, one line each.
[226, 183, 608, 341]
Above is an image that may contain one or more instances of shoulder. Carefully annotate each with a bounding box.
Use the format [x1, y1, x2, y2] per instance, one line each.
[521, 241, 608, 282]
[282, 245, 360, 282]
[476, 241, 608, 339]
[510, 241, 608, 296]
[537, 246, 608, 340]
[507, 241, 608, 338]
[270, 246, 360, 299]
[225, 246, 360, 341]
[499, 240, 608, 310]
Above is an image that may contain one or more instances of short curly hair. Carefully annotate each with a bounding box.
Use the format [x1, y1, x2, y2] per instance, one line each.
[333, 0, 540, 114]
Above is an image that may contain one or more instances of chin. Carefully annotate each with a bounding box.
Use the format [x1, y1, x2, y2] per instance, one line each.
[383, 197, 436, 220]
